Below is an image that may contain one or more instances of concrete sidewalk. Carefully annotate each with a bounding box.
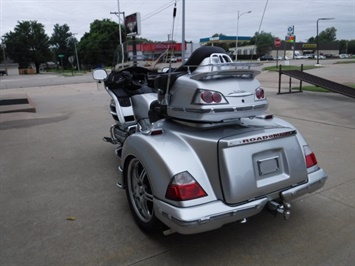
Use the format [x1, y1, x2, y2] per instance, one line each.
[0, 65, 354, 265]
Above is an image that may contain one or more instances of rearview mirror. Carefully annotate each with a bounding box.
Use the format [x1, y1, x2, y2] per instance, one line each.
[92, 69, 108, 81]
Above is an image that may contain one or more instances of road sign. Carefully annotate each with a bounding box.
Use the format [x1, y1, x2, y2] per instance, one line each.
[58, 54, 64, 58]
[68, 56, 74, 64]
[275, 38, 281, 47]
[286, 35, 295, 43]
[287, 25, 294, 36]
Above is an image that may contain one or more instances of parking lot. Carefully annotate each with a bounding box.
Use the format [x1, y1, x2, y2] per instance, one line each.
[0, 62, 354, 265]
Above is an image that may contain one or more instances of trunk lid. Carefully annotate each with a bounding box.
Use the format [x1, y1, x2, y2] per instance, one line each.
[218, 127, 308, 205]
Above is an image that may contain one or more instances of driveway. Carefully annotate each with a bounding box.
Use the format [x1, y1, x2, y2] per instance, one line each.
[0, 62, 354, 265]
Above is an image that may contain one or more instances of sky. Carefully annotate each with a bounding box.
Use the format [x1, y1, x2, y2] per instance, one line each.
[0, 0, 354, 44]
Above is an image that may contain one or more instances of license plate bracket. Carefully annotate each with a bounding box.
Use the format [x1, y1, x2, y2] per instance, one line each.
[257, 156, 280, 176]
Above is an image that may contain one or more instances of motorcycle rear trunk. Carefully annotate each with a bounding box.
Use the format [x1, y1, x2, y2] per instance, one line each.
[157, 118, 308, 206]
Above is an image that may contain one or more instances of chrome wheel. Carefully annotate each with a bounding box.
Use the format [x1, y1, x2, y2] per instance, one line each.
[126, 157, 154, 223]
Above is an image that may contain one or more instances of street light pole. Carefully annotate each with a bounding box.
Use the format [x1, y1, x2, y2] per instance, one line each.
[235, 10, 251, 62]
[316, 17, 334, 66]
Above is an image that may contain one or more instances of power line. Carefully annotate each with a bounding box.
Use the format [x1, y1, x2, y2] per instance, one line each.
[141, 1, 177, 22]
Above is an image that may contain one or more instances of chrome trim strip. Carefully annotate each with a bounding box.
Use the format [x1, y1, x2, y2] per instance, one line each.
[190, 68, 261, 81]
[117, 166, 124, 189]
[168, 104, 267, 114]
[227, 129, 297, 147]
[281, 168, 328, 202]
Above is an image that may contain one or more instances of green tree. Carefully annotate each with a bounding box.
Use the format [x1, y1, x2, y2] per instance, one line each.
[318, 27, 337, 42]
[78, 19, 124, 68]
[3, 20, 51, 73]
[338, 40, 348, 54]
[0, 44, 4, 63]
[307, 27, 337, 43]
[208, 33, 229, 51]
[307, 37, 315, 43]
[50, 24, 73, 69]
[212, 33, 226, 37]
[347, 40, 355, 54]
[250, 31, 274, 55]
[134, 37, 155, 44]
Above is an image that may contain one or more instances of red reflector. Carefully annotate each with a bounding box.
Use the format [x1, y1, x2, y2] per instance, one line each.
[305, 152, 318, 168]
[165, 183, 207, 201]
[150, 129, 164, 136]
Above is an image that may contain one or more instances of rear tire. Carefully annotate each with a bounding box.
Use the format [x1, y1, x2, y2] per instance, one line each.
[125, 157, 159, 232]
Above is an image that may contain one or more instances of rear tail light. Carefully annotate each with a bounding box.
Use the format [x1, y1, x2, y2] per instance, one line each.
[193, 89, 228, 105]
[255, 87, 265, 100]
[165, 171, 207, 201]
[303, 145, 318, 168]
[201, 91, 213, 103]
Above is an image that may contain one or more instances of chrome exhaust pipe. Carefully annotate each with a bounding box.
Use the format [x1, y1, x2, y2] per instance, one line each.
[238, 218, 248, 224]
[163, 228, 176, 236]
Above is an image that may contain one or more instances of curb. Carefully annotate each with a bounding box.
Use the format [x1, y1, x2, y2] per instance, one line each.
[0, 93, 36, 113]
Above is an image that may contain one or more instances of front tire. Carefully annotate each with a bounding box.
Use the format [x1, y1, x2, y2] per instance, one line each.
[125, 157, 159, 232]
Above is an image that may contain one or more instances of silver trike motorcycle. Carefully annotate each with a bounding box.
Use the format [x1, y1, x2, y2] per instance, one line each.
[93, 46, 327, 235]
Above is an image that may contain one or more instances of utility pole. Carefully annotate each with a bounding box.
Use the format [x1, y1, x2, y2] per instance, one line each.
[72, 33, 80, 71]
[111, 0, 124, 65]
[1, 40, 8, 75]
[181, 0, 186, 62]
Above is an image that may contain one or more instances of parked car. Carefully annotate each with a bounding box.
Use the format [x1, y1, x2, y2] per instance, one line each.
[258, 55, 274, 61]
[314, 55, 326, 60]
[166, 56, 177, 63]
[0, 70, 7, 76]
[277, 56, 289, 60]
[303, 54, 314, 59]
[294, 54, 305, 59]
[129, 55, 146, 61]
[39, 62, 56, 72]
[339, 54, 349, 59]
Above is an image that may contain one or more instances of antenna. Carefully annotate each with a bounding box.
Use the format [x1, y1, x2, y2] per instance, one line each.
[251, 0, 269, 60]
[162, 0, 177, 105]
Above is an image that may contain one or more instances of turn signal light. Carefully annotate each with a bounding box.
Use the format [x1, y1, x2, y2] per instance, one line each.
[165, 171, 207, 201]
[303, 145, 318, 168]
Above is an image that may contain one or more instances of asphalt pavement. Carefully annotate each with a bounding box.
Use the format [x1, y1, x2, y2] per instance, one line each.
[0, 61, 354, 266]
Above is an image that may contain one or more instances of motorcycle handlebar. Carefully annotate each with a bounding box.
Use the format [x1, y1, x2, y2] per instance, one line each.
[106, 70, 154, 94]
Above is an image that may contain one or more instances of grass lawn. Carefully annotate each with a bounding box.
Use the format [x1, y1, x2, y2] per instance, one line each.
[263, 65, 320, 71]
[62, 72, 87, 77]
[334, 60, 355, 64]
